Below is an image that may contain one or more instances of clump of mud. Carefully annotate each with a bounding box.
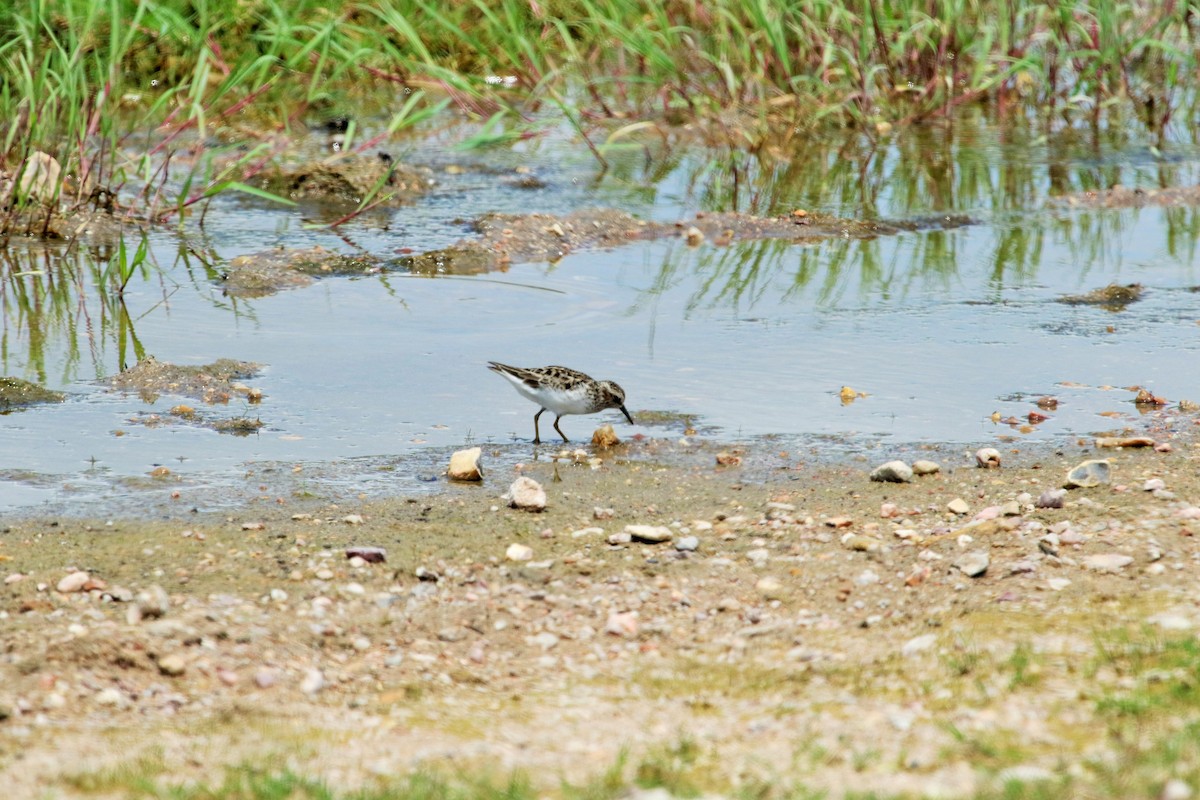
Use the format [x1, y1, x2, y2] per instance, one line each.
[0, 377, 65, 410]
[257, 153, 433, 206]
[397, 207, 974, 274]
[1059, 283, 1144, 311]
[221, 246, 383, 297]
[126, 407, 265, 436]
[107, 356, 261, 404]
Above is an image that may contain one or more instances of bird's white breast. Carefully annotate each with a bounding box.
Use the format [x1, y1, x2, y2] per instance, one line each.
[505, 376, 594, 415]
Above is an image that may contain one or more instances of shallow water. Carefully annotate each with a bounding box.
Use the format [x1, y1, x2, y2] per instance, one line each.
[3, 115, 1200, 514]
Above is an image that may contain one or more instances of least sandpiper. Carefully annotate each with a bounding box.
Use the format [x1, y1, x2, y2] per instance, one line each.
[488, 362, 635, 444]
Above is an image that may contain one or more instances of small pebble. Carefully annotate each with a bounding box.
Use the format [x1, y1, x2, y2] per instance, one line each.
[1036, 490, 1066, 509]
[505, 543, 534, 562]
[345, 546, 386, 566]
[503, 477, 546, 511]
[625, 525, 672, 543]
[975, 448, 1001, 468]
[254, 668, 279, 689]
[1084, 553, 1134, 572]
[912, 460, 941, 475]
[1162, 780, 1194, 800]
[56, 572, 90, 593]
[605, 611, 639, 637]
[299, 668, 325, 695]
[902, 634, 937, 656]
[135, 585, 170, 619]
[869, 460, 913, 483]
[674, 536, 699, 552]
[755, 576, 784, 599]
[531, 632, 559, 650]
[953, 551, 990, 578]
[854, 569, 880, 586]
[157, 654, 186, 677]
[447, 447, 484, 481]
[1064, 459, 1111, 489]
[571, 527, 604, 538]
[843, 534, 880, 552]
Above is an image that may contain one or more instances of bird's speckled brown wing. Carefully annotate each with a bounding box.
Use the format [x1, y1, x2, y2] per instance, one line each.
[488, 362, 594, 391]
[538, 366, 594, 390]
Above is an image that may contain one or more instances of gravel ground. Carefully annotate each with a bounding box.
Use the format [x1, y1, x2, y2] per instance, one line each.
[3, 417, 1200, 799]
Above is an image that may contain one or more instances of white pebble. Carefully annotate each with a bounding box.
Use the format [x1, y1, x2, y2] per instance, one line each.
[56, 572, 90, 593]
[505, 543, 534, 562]
[299, 668, 325, 694]
[902, 634, 937, 656]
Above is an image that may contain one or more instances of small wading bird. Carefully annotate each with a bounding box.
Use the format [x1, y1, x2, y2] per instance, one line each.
[488, 361, 635, 444]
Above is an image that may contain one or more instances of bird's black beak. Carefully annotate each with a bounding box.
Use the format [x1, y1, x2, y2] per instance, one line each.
[620, 405, 634, 425]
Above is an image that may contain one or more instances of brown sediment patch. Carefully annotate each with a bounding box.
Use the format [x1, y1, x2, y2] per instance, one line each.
[256, 153, 433, 206]
[1058, 282, 1144, 310]
[398, 207, 975, 274]
[0, 204, 133, 245]
[1051, 183, 1200, 209]
[106, 356, 261, 404]
[124, 408, 265, 436]
[221, 245, 383, 297]
[0, 377, 65, 410]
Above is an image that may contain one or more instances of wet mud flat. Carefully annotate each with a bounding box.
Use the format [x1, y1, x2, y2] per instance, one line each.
[3, 408, 1200, 799]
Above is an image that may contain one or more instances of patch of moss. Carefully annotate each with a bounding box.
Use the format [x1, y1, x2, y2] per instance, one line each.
[215, 416, 265, 436]
[0, 376, 65, 409]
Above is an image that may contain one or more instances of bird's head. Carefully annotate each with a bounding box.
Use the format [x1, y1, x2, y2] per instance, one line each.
[599, 380, 635, 425]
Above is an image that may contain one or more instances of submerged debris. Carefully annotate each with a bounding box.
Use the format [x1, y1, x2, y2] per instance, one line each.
[591, 425, 620, 448]
[1131, 385, 1168, 406]
[213, 416, 265, 436]
[398, 244, 497, 276]
[0, 377, 65, 410]
[257, 153, 433, 206]
[107, 356, 261, 404]
[222, 246, 383, 298]
[1058, 283, 1144, 310]
[397, 207, 974, 274]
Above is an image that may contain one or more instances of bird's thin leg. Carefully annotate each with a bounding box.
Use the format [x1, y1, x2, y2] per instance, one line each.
[553, 415, 569, 443]
[533, 408, 545, 444]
